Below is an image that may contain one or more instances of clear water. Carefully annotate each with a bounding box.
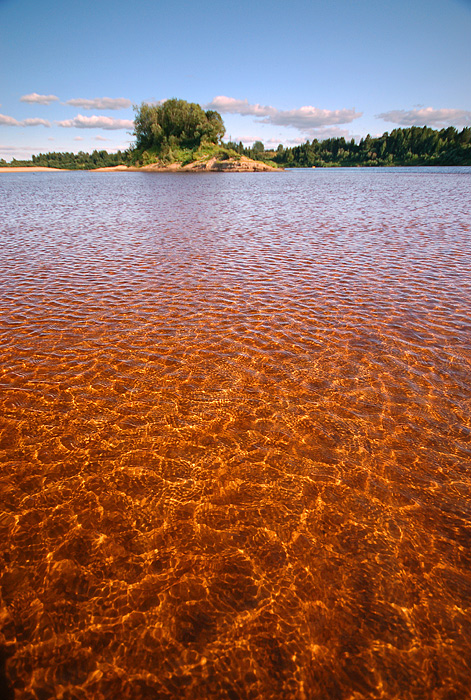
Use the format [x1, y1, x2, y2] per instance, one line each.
[1, 167, 471, 699]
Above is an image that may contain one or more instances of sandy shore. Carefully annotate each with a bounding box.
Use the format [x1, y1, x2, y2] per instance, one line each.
[1, 158, 281, 173]
[0, 167, 70, 172]
[94, 157, 281, 173]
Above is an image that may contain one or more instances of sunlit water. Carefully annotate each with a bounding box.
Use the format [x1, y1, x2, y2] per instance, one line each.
[1, 167, 471, 699]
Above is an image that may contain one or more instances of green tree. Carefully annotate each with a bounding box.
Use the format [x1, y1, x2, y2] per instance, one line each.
[133, 99, 225, 153]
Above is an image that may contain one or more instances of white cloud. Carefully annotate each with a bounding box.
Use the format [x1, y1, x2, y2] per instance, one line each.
[0, 144, 37, 159]
[0, 144, 26, 153]
[265, 106, 360, 129]
[0, 113, 50, 127]
[21, 118, 51, 127]
[0, 113, 20, 126]
[142, 98, 167, 106]
[206, 96, 362, 131]
[232, 127, 354, 147]
[230, 135, 269, 145]
[95, 135, 109, 141]
[73, 136, 84, 141]
[305, 126, 353, 140]
[65, 97, 132, 110]
[377, 107, 471, 128]
[57, 114, 134, 130]
[206, 96, 276, 117]
[20, 93, 59, 105]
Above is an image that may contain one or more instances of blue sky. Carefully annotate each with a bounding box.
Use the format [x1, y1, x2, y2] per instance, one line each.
[1, 0, 470, 159]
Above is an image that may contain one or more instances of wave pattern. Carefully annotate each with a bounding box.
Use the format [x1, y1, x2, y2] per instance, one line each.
[1, 168, 471, 699]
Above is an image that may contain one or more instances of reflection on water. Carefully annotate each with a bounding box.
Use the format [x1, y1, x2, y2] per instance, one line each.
[1, 167, 471, 699]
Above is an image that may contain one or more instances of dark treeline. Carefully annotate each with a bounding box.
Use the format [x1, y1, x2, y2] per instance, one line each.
[2, 125, 470, 170]
[2, 150, 130, 169]
[225, 126, 471, 167]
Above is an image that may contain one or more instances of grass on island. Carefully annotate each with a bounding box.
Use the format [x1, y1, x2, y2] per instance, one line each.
[130, 143, 279, 169]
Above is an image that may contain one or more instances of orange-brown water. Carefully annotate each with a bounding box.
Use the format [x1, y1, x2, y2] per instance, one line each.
[1, 168, 471, 699]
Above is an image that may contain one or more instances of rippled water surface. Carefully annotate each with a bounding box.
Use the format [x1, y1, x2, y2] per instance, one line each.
[1, 167, 471, 699]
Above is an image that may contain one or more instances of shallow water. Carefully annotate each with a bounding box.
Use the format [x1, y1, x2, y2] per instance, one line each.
[1, 167, 471, 699]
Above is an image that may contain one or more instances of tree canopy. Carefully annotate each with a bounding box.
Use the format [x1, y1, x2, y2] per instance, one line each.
[133, 99, 225, 153]
[226, 126, 471, 167]
[5, 150, 130, 170]
[270, 126, 471, 167]
[3, 122, 470, 170]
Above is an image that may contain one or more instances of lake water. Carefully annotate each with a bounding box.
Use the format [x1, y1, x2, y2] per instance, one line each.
[1, 167, 471, 699]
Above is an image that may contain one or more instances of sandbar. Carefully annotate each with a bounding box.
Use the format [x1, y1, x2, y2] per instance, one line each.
[93, 157, 281, 173]
[0, 167, 70, 172]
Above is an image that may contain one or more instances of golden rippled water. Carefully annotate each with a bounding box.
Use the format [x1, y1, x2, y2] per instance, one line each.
[1, 168, 471, 699]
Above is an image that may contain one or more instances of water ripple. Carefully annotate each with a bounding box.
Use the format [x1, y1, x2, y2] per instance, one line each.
[1, 168, 471, 699]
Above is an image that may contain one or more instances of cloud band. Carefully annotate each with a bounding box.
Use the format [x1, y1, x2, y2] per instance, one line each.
[0, 114, 50, 127]
[377, 107, 471, 128]
[57, 114, 134, 130]
[20, 93, 59, 105]
[65, 97, 132, 110]
[205, 96, 362, 131]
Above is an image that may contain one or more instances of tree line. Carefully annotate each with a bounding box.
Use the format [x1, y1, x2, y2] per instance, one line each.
[224, 126, 471, 167]
[1, 98, 469, 169]
[1, 149, 130, 170]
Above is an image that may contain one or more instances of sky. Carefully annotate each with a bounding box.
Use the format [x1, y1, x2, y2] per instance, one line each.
[1, 0, 470, 160]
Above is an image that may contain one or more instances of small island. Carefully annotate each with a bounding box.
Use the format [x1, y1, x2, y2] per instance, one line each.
[102, 99, 280, 172]
[92, 99, 279, 172]
[94, 155, 278, 173]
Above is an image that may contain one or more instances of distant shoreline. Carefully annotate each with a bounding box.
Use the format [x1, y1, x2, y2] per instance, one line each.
[0, 166, 70, 172]
[2, 164, 468, 174]
[0, 157, 280, 174]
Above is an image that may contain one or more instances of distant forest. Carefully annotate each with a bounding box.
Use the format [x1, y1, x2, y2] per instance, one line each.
[0, 149, 129, 170]
[2, 125, 470, 169]
[229, 125, 471, 167]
